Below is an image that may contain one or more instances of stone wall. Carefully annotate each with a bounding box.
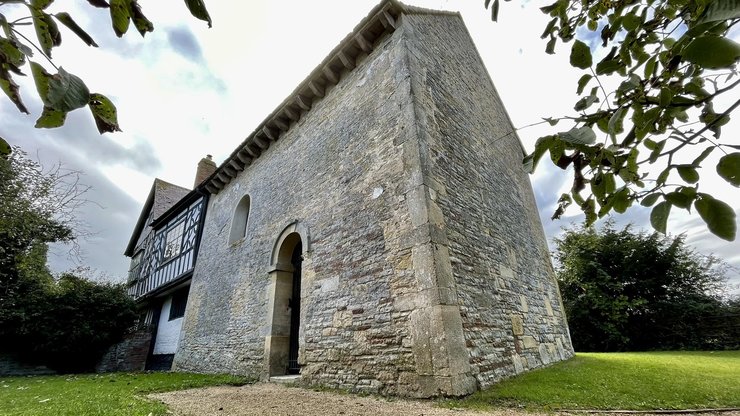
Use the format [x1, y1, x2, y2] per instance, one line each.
[0, 353, 55, 376]
[401, 12, 574, 388]
[95, 329, 152, 373]
[175, 25, 424, 395]
[174, 6, 572, 397]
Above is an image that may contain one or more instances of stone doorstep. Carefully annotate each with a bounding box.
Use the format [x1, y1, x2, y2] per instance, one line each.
[269, 375, 302, 384]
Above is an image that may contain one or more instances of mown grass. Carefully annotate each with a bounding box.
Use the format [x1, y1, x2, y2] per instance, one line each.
[0, 372, 251, 416]
[446, 351, 740, 411]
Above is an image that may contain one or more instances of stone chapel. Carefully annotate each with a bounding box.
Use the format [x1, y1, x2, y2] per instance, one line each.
[124, 0, 574, 397]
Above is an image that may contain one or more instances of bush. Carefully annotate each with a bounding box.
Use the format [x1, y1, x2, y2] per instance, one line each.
[2, 273, 138, 373]
[555, 223, 739, 351]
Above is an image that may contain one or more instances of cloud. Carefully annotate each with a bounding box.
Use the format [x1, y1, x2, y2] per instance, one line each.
[167, 27, 204, 61]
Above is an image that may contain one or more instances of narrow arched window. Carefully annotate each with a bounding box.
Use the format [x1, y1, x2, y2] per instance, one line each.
[229, 195, 251, 244]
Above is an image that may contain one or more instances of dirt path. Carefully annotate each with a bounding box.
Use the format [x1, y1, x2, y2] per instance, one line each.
[150, 383, 537, 416]
[151, 383, 740, 416]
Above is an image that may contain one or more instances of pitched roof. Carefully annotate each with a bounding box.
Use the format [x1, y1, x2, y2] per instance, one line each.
[124, 179, 190, 257]
[200, 0, 459, 194]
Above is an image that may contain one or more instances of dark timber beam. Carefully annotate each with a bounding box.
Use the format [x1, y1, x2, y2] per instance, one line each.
[322, 65, 338, 84]
[273, 118, 289, 131]
[283, 106, 300, 121]
[309, 81, 325, 98]
[229, 160, 244, 172]
[254, 135, 270, 150]
[355, 33, 372, 53]
[262, 127, 277, 141]
[338, 51, 355, 70]
[236, 151, 252, 165]
[295, 95, 311, 111]
[381, 10, 396, 29]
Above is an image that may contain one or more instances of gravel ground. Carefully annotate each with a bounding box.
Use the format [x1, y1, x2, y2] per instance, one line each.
[151, 383, 740, 416]
[150, 383, 539, 416]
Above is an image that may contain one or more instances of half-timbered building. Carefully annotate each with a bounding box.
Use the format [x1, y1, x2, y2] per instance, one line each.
[123, 157, 214, 370]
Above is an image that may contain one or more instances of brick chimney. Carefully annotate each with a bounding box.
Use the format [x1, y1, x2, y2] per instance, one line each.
[194, 154, 217, 188]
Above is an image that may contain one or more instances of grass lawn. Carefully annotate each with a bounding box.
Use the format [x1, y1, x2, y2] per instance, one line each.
[447, 351, 740, 411]
[0, 372, 250, 416]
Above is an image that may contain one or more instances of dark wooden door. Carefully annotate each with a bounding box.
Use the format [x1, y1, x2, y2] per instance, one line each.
[287, 242, 302, 374]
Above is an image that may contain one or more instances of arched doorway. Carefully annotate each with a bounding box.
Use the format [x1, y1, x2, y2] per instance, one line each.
[265, 222, 308, 378]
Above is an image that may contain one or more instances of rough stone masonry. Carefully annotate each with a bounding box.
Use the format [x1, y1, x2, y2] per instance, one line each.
[173, 0, 574, 397]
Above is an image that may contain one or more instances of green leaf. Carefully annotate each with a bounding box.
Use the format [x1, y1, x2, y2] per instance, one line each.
[692, 147, 715, 167]
[523, 135, 555, 174]
[545, 36, 556, 55]
[87, 0, 110, 7]
[110, 0, 131, 37]
[644, 56, 657, 78]
[35, 106, 66, 128]
[184, 0, 212, 28]
[54, 13, 98, 47]
[541, 18, 557, 39]
[595, 59, 622, 75]
[696, 0, 740, 24]
[0, 68, 29, 114]
[559, 126, 596, 145]
[677, 165, 700, 184]
[695, 194, 737, 241]
[650, 201, 671, 234]
[641, 193, 661, 207]
[607, 107, 627, 141]
[0, 136, 10, 157]
[31, 7, 61, 57]
[716, 152, 740, 187]
[576, 74, 592, 95]
[129, 1, 154, 37]
[47, 67, 90, 112]
[88, 93, 121, 133]
[0, 37, 26, 70]
[683, 36, 740, 69]
[665, 191, 692, 210]
[31, 0, 54, 10]
[622, 12, 641, 31]
[570, 40, 592, 69]
[30, 61, 51, 104]
[612, 188, 630, 214]
[574, 94, 599, 111]
[659, 87, 672, 107]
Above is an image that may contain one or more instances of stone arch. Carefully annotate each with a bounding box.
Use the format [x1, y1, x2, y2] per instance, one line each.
[228, 194, 251, 244]
[263, 220, 309, 378]
[269, 220, 310, 271]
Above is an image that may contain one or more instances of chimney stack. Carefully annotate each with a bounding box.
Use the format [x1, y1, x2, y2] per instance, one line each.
[194, 154, 217, 188]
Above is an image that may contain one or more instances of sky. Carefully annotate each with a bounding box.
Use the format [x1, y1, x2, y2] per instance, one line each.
[1, 0, 738, 292]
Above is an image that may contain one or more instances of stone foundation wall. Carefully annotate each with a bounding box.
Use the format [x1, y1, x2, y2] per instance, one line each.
[96, 329, 152, 373]
[401, 13, 574, 389]
[0, 353, 55, 376]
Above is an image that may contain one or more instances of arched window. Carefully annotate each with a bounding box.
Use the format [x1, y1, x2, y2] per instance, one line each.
[229, 194, 250, 244]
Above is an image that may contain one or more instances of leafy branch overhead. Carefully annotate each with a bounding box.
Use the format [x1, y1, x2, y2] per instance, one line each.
[0, 0, 211, 133]
[487, 0, 740, 241]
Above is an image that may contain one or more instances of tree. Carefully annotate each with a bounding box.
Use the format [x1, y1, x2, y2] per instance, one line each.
[0, 147, 138, 372]
[555, 222, 739, 351]
[485, 0, 740, 241]
[0, 0, 211, 142]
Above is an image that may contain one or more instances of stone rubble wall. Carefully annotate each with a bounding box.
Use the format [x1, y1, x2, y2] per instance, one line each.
[173, 9, 573, 398]
[174, 27, 425, 396]
[401, 13, 574, 389]
[95, 329, 152, 373]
